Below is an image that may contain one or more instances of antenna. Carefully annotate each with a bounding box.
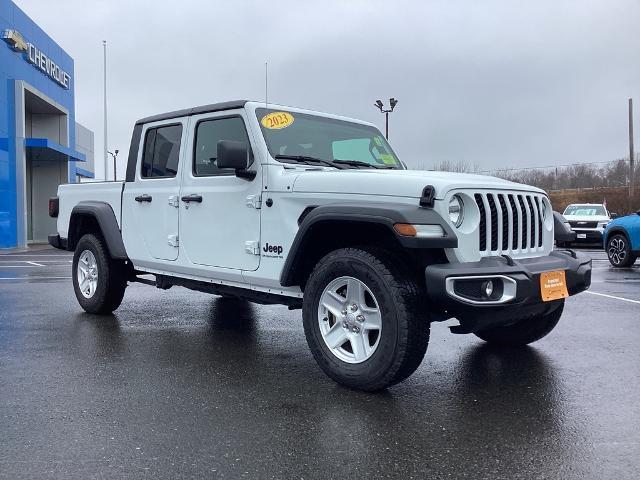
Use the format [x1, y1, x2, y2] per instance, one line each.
[265, 62, 268, 108]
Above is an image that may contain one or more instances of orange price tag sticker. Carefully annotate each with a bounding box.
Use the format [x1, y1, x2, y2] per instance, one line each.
[540, 270, 569, 302]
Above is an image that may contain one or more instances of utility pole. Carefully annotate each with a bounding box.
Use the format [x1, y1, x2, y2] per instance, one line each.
[629, 98, 635, 201]
[103, 40, 108, 181]
[374, 98, 398, 139]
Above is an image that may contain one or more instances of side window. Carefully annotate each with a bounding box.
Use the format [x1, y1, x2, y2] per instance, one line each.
[141, 124, 183, 178]
[194, 117, 251, 176]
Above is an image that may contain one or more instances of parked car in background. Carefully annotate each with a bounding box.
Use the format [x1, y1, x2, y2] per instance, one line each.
[562, 203, 611, 244]
[603, 211, 640, 267]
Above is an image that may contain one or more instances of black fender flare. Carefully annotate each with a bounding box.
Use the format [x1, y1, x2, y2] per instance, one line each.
[279, 202, 457, 287]
[68, 201, 128, 259]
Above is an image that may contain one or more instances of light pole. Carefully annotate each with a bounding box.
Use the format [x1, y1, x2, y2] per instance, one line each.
[108, 150, 119, 181]
[374, 98, 398, 139]
[103, 40, 108, 181]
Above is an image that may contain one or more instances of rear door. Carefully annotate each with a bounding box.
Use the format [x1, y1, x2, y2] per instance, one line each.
[179, 112, 261, 271]
[122, 120, 186, 263]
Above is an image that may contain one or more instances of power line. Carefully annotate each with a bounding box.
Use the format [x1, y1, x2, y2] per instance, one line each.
[478, 158, 628, 175]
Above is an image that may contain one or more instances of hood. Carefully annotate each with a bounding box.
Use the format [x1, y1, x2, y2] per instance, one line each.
[290, 169, 545, 199]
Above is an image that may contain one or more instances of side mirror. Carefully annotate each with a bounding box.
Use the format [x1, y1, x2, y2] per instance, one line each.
[553, 211, 576, 242]
[216, 140, 255, 180]
[610, 212, 618, 219]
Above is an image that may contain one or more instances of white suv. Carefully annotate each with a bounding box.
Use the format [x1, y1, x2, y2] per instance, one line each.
[48, 100, 592, 391]
[562, 203, 611, 244]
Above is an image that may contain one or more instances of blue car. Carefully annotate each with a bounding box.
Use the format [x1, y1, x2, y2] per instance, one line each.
[603, 211, 640, 267]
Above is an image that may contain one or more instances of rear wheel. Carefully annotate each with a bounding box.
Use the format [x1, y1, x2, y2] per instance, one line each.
[72, 233, 128, 314]
[606, 233, 636, 267]
[474, 300, 564, 346]
[302, 247, 430, 391]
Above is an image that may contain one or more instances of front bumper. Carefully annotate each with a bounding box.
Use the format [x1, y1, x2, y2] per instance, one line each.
[571, 228, 603, 242]
[425, 251, 591, 332]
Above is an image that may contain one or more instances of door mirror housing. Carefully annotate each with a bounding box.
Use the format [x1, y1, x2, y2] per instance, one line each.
[216, 140, 255, 180]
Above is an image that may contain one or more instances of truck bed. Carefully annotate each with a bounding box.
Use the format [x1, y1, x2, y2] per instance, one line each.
[57, 182, 125, 239]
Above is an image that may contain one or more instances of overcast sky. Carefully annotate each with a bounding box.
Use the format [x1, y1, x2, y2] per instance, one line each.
[15, 0, 640, 180]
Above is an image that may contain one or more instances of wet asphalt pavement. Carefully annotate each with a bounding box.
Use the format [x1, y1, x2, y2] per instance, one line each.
[0, 247, 639, 479]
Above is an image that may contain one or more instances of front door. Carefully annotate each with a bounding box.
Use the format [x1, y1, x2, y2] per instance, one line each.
[122, 121, 185, 262]
[179, 113, 261, 271]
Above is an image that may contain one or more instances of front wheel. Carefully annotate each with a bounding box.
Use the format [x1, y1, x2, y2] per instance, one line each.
[302, 248, 430, 391]
[474, 300, 564, 346]
[72, 233, 128, 314]
[606, 233, 637, 268]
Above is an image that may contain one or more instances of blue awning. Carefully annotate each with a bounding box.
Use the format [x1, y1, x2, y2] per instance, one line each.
[24, 138, 86, 162]
[74, 166, 94, 178]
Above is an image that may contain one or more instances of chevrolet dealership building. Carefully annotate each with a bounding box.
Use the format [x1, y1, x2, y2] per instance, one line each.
[1, 0, 94, 249]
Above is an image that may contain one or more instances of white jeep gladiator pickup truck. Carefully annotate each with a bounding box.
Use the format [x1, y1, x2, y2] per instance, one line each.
[49, 100, 592, 391]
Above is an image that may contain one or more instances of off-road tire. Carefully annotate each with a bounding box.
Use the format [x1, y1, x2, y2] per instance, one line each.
[72, 233, 127, 314]
[474, 300, 564, 346]
[302, 247, 430, 391]
[606, 233, 637, 268]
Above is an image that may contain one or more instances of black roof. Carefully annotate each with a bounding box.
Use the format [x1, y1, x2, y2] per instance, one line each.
[135, 100, 248, 125]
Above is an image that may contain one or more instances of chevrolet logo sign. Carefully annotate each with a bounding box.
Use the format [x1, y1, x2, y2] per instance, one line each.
[2, 29, 28, 52]
[2, 29, 70, 89]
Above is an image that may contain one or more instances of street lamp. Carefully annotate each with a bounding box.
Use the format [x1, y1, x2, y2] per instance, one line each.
[374, 98, 398, 139]
[107, 149, 119, 181]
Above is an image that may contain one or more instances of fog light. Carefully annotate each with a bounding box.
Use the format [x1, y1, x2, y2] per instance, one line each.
[481, 280, 494, 298]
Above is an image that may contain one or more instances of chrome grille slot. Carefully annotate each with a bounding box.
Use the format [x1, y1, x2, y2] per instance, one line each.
[508, 195, 518, 250]
[475, 194, 486, 251]
[498, 194, 509, 251]
[473, 191, 547, 257]
[534, 196, 543, 247]
[518, 195, 528, 250]
[487, 195, 498, 251]
[526, 196, 536, 249]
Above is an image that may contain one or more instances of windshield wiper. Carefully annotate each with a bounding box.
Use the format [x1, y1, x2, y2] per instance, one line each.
[333, 159, 396, 169]
[274, 154, 345, 169]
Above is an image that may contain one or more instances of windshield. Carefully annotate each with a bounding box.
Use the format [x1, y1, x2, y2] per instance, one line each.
[256, 108, 403, 169]
[563, 205, 607, 216]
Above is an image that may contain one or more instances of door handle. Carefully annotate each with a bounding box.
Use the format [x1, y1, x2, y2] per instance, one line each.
[135, 194, 152, 203]
[181, 194, 203, 203]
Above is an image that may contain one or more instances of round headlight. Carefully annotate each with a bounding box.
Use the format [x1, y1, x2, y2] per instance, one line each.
[448, 195, 464, 228]
[541, 198, 549, 221]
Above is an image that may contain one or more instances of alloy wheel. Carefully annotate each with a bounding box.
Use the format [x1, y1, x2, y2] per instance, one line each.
[608, 236, 627, 266]
[77, 250, 99, 299]
[317, 276, 382, 364]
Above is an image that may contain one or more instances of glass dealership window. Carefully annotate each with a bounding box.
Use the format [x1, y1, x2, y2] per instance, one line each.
[193, 117, 252, 176]
[141, 124, 183, 178]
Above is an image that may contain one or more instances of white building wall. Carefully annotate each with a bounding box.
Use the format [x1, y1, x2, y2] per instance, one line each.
[74, 121, 94, 176]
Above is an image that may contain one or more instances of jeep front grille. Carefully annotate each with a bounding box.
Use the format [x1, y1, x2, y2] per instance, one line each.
[474, 192, 546, 255]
